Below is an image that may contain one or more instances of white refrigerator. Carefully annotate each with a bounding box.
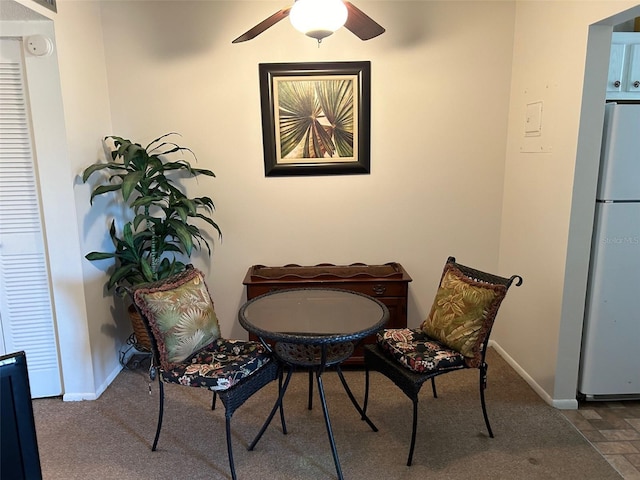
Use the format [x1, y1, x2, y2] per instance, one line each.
[578, 102, 640, 400]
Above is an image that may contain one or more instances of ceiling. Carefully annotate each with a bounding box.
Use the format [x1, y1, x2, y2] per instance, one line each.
[0, 0, 50, 22]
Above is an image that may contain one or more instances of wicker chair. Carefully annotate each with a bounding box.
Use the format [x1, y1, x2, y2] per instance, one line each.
[362, 256, 523, 466]
[127, 267, 281, 480]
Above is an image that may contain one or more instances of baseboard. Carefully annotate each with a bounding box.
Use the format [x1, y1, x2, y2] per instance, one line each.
[63, 392, 98, 401]
[552, 398, 579, 409]
[489, 340, 578, 410]
[96, 361, 123, 398]
[62, 362, 122, 402]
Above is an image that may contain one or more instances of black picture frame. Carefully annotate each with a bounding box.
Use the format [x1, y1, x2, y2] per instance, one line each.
[259, 61, 371, 176]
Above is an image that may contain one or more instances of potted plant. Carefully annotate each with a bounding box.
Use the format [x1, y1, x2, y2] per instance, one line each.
[83, 133, 221, 350]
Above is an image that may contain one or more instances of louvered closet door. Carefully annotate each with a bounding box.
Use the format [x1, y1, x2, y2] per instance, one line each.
[0, 38, 61, 398]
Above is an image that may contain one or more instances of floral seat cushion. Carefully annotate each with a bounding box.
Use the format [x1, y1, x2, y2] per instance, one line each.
[161, 338, 272, 391]
[377, 328, 465, 374]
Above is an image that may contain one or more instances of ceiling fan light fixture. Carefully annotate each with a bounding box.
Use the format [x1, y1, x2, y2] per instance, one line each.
[289, 0, 348, 41]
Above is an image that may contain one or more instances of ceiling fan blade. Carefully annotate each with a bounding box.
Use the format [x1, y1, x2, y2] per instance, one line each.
[232, 7, 292, 43]
[344, 1, 385, 41]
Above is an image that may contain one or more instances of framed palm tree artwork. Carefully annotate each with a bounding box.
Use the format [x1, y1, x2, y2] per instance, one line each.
[258, 61, 371, 176]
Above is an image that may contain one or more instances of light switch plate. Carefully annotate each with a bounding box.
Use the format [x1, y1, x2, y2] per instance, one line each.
[525, 101, 543, 137]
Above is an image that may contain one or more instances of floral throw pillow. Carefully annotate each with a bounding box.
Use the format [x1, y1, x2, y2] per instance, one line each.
[420, 264, 506, 365]
[134, 268, 221, 366]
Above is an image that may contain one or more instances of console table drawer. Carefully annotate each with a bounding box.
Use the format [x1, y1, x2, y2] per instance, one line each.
[243, 262, 412, 365]
[246, 280, 407, 299]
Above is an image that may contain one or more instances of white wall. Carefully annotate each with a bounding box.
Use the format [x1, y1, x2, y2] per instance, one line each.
[40, 0, 640, 403]
[83, 0, 516, 342]
[51, 0, 515, 398]
[53, 0, 120, 397]
[495, 0, 640, 408]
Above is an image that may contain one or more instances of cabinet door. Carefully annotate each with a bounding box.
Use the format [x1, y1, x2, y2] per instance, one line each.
[625, 43, 640, 95]
[607, 42, 626, 95]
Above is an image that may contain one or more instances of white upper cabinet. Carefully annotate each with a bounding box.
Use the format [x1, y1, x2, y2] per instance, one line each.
[607, 33, 640, 100]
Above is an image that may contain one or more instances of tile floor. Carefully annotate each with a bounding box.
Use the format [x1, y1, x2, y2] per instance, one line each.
[561, 400, 640, 479]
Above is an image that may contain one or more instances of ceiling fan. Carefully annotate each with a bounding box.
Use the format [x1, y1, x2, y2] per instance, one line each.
[232, 0, 385, 44]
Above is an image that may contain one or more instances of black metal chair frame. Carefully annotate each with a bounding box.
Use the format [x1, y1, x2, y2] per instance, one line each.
[362, 256, 523, 466]
[125, 280, 281, 480]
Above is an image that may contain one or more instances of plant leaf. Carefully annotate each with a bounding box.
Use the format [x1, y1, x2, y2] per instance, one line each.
[85, 251, 115, 261]
[89, 184, 121, 205]
[121, 171, 145, 202]
[169, 220, 193, 255]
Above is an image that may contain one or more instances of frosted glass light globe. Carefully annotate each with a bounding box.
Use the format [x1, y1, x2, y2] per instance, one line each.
[290, 0, 348, 41]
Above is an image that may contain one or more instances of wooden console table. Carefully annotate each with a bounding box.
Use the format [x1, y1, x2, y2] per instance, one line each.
[242, 262, 412, 365]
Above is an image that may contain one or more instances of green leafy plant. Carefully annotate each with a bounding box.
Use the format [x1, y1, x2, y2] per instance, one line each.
[83, 133, 221, 290]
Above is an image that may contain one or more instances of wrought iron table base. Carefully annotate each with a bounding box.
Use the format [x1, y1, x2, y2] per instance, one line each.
[249, 343, 378, 480]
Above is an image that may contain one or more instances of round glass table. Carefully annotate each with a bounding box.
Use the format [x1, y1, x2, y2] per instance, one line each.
[238, 288, 389, 480]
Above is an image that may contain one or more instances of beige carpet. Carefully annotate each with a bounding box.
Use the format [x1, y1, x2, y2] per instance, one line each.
[32, 348, 621, 479]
